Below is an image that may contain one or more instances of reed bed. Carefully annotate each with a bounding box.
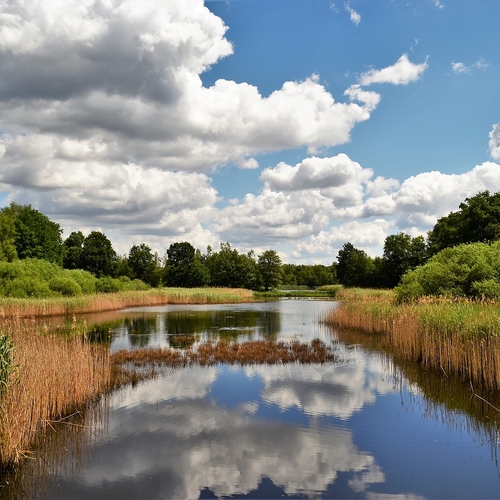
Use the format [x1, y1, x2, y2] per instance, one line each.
[111, 338, 338, 370]
[0, 318, 110, 466]
[326, 293, 500, 390]
[0, 287, 255, 319]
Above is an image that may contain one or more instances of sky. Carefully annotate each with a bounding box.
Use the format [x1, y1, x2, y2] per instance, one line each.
[0, 0, 499, 264]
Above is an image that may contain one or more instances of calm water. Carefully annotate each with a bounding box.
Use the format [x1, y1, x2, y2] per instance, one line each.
[4, 299, 500, 499]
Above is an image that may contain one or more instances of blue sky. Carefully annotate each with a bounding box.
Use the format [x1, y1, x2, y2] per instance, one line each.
[0, 0, 499, 263]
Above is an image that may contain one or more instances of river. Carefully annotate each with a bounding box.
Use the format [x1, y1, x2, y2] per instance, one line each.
[3, 299, 500, 499]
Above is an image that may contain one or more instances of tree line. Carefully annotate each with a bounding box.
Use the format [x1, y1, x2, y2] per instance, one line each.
[1, 190, 499, 296]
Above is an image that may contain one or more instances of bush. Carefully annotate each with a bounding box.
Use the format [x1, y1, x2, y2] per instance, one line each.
[49, 276, 82, 296]
[395, 242, 500, 301]
[67, 269, 97, 294]
[3, 276, 54, 298]
[95, 277, 121, 294]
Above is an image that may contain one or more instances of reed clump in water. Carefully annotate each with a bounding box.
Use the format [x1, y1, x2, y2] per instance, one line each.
[0, 318, 110, 466]
[111, 338, 338, 372]
[0, 287, 255, 319]
[326, 291, 500, 390]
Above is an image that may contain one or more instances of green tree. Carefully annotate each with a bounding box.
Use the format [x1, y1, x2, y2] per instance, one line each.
[336, 242, 374, 287]
[382, 233, 428, 288]
[1, 203, 64, 265]
[257, 250, 282, 291]
[81, 231, 117, 278]
[0, 214, 17, 262]
[166, 242, 210, 287]
[128, 243, 159, 286]
[428, 191, 500, 255]
[63, 231, 85, 269]
[205, 242, 259, 289]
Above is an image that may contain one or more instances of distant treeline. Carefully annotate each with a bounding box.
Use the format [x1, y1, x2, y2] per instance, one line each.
[2, 190, 500, 299]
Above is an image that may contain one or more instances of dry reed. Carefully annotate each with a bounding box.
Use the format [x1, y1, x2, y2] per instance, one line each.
[0, 318, 110, 466]
[0, 287, 255, 319]
[111, 338, 338, 371]
[326, 293, 500, 390]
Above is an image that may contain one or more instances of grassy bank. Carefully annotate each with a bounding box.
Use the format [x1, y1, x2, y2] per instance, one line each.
[0, 287, 255, 319]
[325, 288, 500, 390]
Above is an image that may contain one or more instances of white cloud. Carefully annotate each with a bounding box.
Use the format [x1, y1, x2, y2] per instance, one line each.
[489, 123, 500, 160]
[344, 2, 361, 26]
[359, 54, 428, 86]
[260, 154, 372, 192]
[0, 0, 384, 254]
[451, 58, 488, 74]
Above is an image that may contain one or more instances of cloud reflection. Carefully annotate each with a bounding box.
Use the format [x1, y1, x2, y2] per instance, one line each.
[49, 362, 393, 499]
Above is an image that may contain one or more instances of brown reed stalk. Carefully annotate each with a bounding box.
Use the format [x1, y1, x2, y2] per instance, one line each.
[326, 295, 500, 391]
[0, 319, 110, 466]
[0, 288, 255, 319]
[110, 338, 339, 371]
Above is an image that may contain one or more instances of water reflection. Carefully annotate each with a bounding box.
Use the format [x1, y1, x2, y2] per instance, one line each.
[3, 300, 500, 499]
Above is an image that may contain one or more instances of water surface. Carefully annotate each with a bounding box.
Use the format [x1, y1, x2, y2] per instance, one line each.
[4, 299, 500, 499]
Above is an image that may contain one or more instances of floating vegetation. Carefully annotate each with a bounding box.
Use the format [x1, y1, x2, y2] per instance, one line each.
[111, 338, 339, 372]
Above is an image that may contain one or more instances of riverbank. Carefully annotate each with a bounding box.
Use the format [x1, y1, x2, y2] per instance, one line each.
[325, 288, 500, 391]
[0, 287, 255, 318]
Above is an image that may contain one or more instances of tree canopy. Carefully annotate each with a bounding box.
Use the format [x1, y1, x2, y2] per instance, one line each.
[1, 203, 64, 265]
[428, 191, 500, 255]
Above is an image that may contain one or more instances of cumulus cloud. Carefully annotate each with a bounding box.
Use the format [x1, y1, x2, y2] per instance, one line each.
[218, 154, 500, 262]
[0, 0, 385, 250]
[359, 54, 428, 86]
[489, 123, 500, 160]
[260, 154, 372, 192]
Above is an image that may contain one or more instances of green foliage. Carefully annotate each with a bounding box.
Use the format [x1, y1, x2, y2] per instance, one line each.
[0, 259, 97, 298]
[166, 242, 210, 287]
[382, 233, 427, 287]
[63, 231, 85, 269]
[336, 242, 375, 287]
[0, 203, 64, 265]
[205, 242, 259, 289]
[128, 243, 161, 286]
[428, 191, 500, 255]
[0, 213, 18, 262]
[95, 276, 150, 294]
[67, 269, 98, 294]
[281, 264, 336, 288]
[395, 241, 500, 301]
[257, 249, 282, 291]
[49, 276, 82, 296]
[81, 231, 118, 278]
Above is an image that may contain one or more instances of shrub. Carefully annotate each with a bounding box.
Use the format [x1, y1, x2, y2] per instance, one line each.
[67, 269, 97, 294]
[48, 276, 82, 296]
[95, 277, 121, 294]
[395, 241, 500, 301]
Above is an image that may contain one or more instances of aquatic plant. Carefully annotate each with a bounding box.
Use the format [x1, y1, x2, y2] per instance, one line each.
[111, 338, 339, 373]
[0, 333, 15, 398]
[0, 319, 110, 466]
[326, 292, 500, 390]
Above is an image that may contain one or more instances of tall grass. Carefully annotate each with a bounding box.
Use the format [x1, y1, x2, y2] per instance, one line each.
[0, 318, 110, 465]
[0, 287, 255, 319]
[326, 292, 500, 391]
[0, 334, 15, 398]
